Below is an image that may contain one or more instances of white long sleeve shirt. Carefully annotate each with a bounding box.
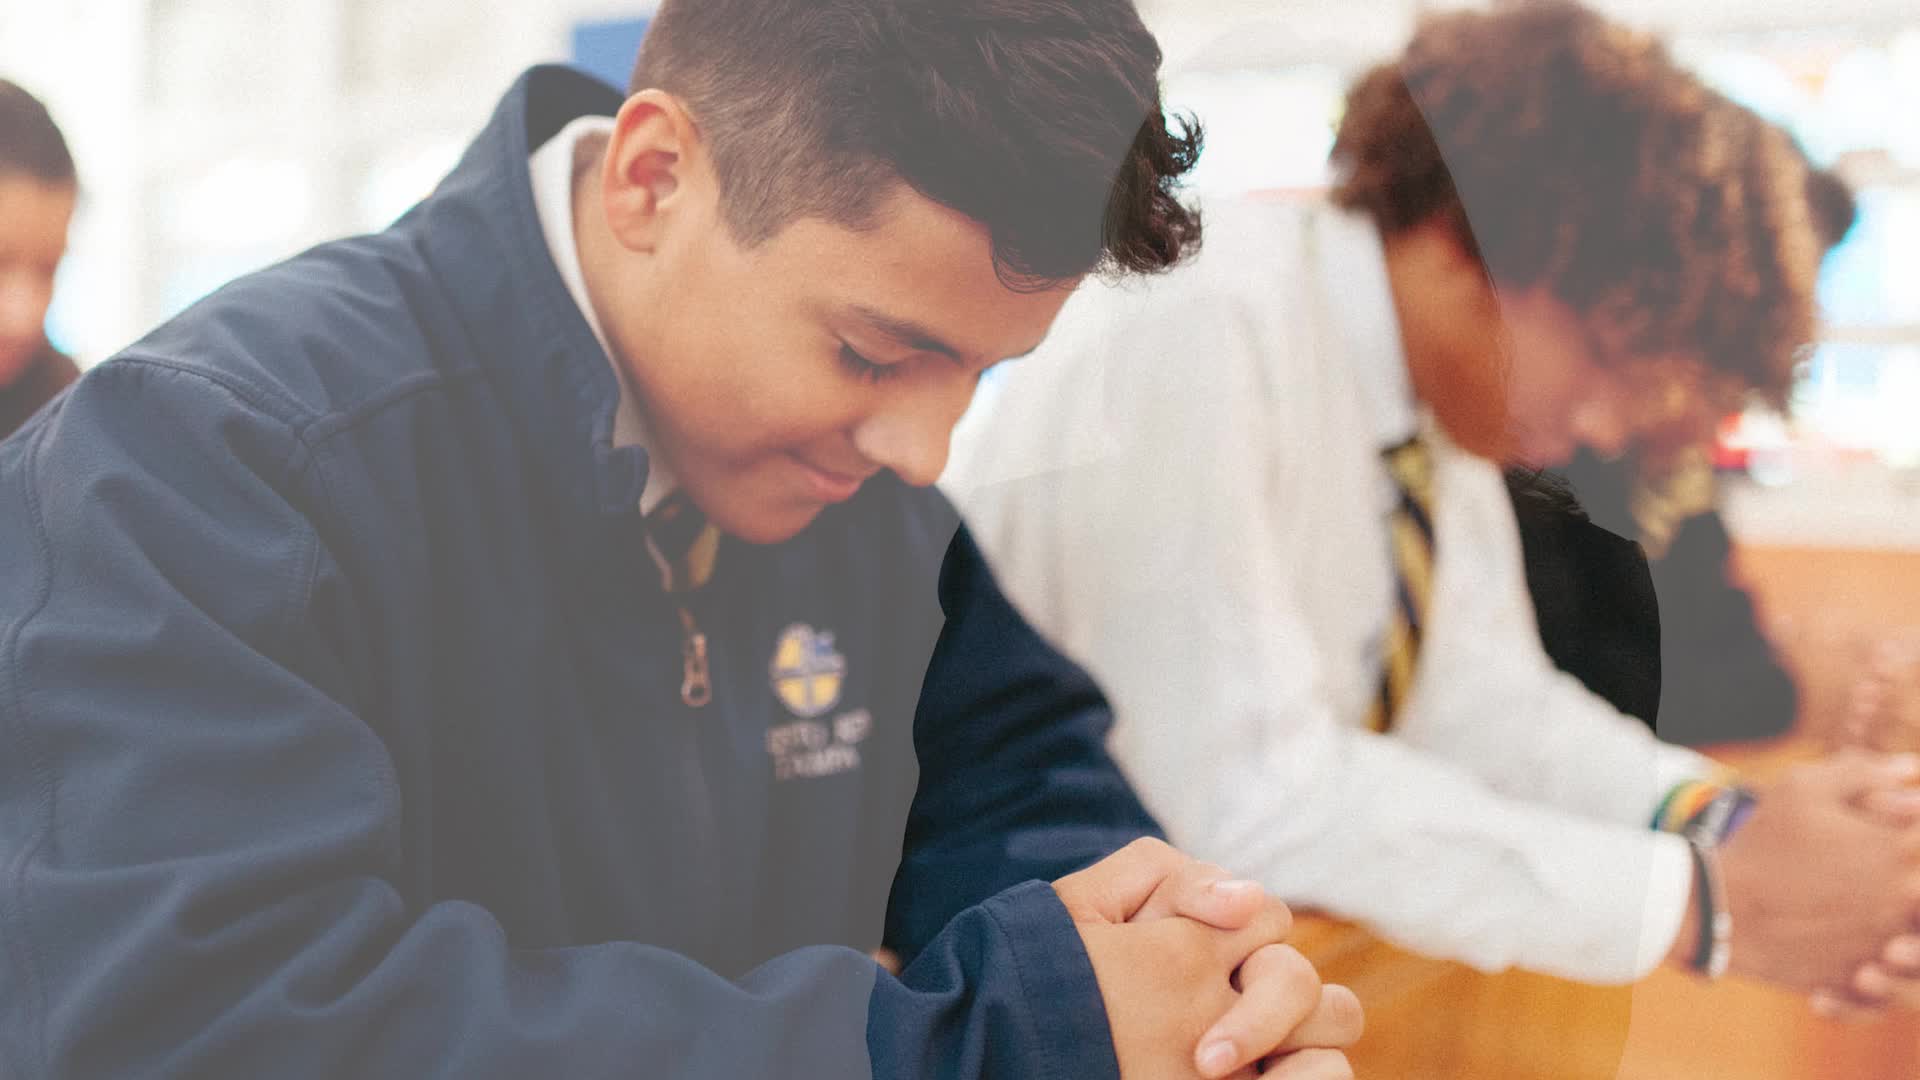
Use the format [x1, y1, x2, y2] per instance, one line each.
[945, 198, 1711, 984]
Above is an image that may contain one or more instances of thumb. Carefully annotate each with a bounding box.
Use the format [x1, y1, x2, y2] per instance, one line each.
[1053, 838, 1187, 924]
[1821, 751, 1920, 802]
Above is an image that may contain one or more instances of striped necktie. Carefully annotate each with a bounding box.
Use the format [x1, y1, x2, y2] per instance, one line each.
[646, 491, 722, 594]
[1369, 436, 1436, 734]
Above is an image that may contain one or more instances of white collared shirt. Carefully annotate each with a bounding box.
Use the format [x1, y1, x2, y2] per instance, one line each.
[530, 115, 676, 514]
[945, 198, 1709, 984]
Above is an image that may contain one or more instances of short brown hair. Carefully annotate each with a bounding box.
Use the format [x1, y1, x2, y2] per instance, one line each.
[632, 0, 1202, 287]
[0, 78, 75, 186]
[1330, 1, 1818, 404]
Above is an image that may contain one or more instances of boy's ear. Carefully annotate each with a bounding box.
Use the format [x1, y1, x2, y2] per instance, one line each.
[602, 89, 709, 253]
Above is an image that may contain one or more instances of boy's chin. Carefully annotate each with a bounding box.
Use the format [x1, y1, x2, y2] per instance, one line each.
[713, 500, 829, 547]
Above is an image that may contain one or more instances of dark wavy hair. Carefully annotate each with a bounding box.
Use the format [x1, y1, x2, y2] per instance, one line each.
[632, 0, 1202, 287]
[1330, 1, 1819, 404]
[1806, 166, 1858, 252]
[0, 79, 75, 186]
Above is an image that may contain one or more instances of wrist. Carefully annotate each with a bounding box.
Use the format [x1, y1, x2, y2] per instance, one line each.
[1664, 872, 1701, 971]
[1652, 777, 1756, 838]
[1653, 780, 1753, 979]
[1682, 834, 1734, 979]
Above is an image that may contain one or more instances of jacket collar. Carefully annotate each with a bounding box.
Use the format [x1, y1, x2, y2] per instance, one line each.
[404, 65, 649, 518]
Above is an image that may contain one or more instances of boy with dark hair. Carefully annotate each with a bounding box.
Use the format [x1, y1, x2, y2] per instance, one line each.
[953, 0, 1920, 1013]
[0, 78, 79, 439]
[0, 3, 1359, 1077]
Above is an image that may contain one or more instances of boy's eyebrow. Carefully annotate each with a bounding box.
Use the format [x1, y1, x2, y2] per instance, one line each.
[848, 304, 1047, 365]
[849, 304, 966, 364]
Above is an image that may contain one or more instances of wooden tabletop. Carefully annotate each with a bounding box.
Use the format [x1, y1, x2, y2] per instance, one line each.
[1287, 545, 1920, 1078]
[1293, 735, 1920, 1079]
[1294, 908, 1920, 1080]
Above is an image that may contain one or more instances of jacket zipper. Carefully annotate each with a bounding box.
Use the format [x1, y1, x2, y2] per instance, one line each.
[641, 515, 714, 710]
[678, 605, 712, 708]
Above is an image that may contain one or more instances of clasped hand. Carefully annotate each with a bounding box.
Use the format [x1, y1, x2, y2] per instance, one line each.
[1718, 753, 1920, 1020]
[1054, 838, 1362, 1079]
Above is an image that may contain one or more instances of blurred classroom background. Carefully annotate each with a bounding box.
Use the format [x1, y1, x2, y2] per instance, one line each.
[7, 0, 1916, 548]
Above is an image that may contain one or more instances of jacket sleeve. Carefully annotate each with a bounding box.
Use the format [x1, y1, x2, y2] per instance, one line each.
[0, 360, 1112, 1080]
[883, 522, 1163, 962]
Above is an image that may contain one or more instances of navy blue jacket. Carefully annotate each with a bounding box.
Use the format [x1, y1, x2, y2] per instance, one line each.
[0, 67, 1157, 1079]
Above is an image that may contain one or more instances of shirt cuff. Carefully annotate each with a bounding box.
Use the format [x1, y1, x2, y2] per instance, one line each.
[1501, 822, 1697, 984]
[1635, 831, 1696, 980]
[981, 881, 1121, 1080]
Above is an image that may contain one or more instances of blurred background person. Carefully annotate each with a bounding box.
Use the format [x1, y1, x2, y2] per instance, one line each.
[0, 77, 77, 439]
[947, 0, 1920, 1018]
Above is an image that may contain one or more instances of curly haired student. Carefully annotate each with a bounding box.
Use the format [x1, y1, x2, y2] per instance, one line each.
[952, 0, 1920, 1015]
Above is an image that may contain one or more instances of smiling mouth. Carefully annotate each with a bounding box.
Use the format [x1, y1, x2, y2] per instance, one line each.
[791, 456, 870, 502]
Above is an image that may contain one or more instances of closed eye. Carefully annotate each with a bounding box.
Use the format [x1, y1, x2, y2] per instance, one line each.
[839, 343, 909, 384]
